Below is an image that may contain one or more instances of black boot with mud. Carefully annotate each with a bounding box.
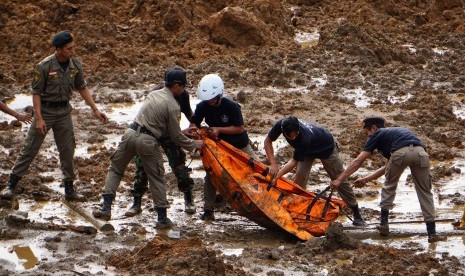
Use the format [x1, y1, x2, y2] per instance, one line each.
[125, 196, 142, 217]
[351, 204, 366, 227]
[156, 207, 173, 229]
[184, 190, 196, 214]
[426, 221, 447, 243]
[64, 180, 86, 202]
[200, 209, 215, 221]
[93, 194, 114, 221]
[376, 208, 390, 236]
[0, 174, 20, 200]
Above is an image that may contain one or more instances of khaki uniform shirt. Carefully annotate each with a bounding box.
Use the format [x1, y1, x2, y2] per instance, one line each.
[135, 87, 196, 151]
[31, 53, 87, 102]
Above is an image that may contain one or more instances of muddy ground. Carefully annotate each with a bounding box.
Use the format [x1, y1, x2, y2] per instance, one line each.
[1, 0, 465, 275]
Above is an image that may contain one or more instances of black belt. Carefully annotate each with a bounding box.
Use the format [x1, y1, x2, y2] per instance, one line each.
[129, 122, 157, 139]
[41, 100, 68, 108]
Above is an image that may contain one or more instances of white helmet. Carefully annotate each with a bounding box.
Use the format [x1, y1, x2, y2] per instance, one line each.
[197, 74, 224, 101]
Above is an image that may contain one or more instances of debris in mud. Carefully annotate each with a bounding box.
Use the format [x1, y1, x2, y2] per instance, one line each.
[323, 222, 360, 251]
[108, 237, 242, 275]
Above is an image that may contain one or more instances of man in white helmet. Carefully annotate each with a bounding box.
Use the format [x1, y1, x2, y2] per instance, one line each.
[190, 74, 256, 221]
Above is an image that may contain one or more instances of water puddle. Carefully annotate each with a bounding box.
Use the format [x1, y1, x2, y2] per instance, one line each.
[340, 87, 371, 108]
[295, 31, 320, 48]
[0, 245, 40, 270]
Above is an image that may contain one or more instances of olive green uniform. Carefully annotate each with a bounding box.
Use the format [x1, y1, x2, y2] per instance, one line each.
[11, 53, 86, 182]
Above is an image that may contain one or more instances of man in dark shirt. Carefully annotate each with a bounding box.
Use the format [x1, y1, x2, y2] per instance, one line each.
[125, 77, 197, 217]
[331, 116, 446, 243]
[190, 74, 255, 221]
[264, 116, 365, 226]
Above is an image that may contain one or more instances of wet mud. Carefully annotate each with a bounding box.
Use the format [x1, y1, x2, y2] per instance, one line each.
[1, 0, 465, 275]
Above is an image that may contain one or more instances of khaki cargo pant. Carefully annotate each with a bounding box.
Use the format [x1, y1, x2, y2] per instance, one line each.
[132, 137, 194, 197]
[12, 104, 75, 182]
[103, 128, 169, 208]
[382, 145, 435, 222]
[293, 141, 358, 208]
[204, 144, 256, 211]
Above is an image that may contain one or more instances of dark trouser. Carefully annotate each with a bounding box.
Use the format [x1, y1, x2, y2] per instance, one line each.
[133, 137, 194, 197]
[11, 104, 75, 182]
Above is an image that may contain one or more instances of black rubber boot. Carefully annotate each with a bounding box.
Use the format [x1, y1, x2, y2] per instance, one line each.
[0, 174, 20, 199]
[426, 221, 447, 243]
[93, 194, 114, 221]
[124, 196, 142, 217]
[184, 190, 196, 214]
[376, 208, 390, 236]
[155, 208, 173, 229]
[200, 209, 215, 221]
[351, 204, 366, 227]
[64, 180, 86, 202]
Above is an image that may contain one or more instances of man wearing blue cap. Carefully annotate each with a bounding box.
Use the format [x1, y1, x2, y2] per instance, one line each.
[93, 68, 204, 229]
[331, 116, 446, 243]
[0, 30, 108, 201]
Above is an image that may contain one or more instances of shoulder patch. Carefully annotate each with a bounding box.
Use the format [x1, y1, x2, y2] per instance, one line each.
[33, 68, 41, 82]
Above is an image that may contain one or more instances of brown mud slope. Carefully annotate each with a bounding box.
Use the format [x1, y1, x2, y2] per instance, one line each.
[1, 0, 465, 275]
[1, 0, 464, 159]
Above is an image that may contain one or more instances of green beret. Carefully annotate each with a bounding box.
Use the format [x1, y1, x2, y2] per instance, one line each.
[51, 31, 74, 48]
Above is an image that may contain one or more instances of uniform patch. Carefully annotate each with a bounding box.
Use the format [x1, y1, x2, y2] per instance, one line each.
[71, 68, 78, 78]
[49, 70, 57, 75]
[33, 69, 41, 82]
[221, 115, 229, 123]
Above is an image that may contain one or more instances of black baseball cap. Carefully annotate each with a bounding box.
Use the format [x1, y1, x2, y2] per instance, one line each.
[165, 69, 188, 86]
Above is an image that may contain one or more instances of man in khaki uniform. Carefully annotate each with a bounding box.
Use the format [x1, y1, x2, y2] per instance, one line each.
[93, 68, 204, 229]
[331, 116, 446, 243]
[0, 30, 108, 201]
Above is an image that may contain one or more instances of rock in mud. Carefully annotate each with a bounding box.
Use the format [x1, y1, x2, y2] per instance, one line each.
[323, 222, 360, 251]
[5, 213, 30, 227]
